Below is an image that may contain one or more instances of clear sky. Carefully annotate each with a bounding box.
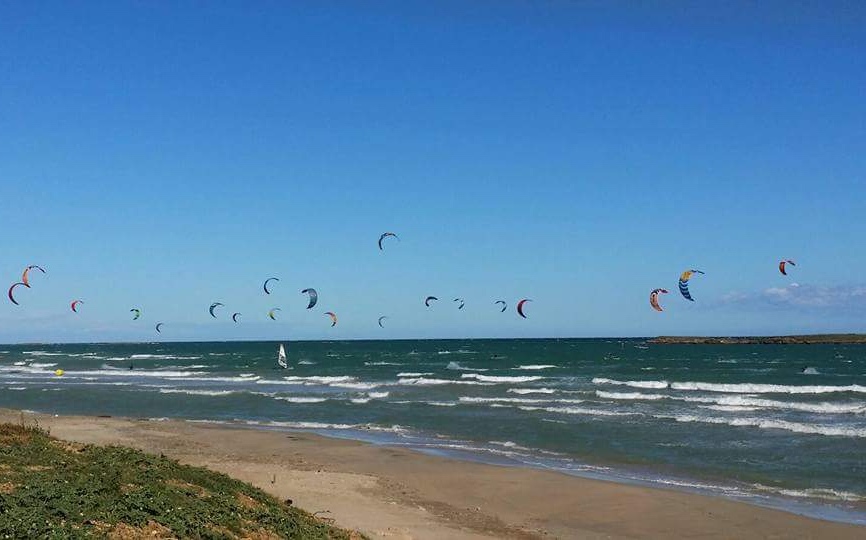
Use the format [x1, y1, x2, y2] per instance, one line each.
[1, 2, 864, 343]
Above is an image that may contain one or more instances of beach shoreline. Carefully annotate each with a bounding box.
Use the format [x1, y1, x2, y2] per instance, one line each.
[3, 409, 863, 539]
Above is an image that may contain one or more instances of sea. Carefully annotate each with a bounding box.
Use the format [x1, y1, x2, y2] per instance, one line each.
[0, 339, 864, 524]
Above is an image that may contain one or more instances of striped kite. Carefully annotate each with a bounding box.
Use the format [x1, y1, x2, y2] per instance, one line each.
[268, 308, 281, 321]
[678, 270, 704, 301]
[70, 300, 84, 313]
[324, 311, 337, 327]
[130, 308, 141, 320]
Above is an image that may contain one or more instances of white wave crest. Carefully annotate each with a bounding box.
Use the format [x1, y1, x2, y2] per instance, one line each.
[657, 414, 866, 438]
[329, 382, 382, 390]
[282, 375, 356, 384]
[593, 378, 670, 389]
[507, 388, 557, 395]
[596, 390, 668, 401]
[514, 365, 557, 370]
[669, 381, 866, 394]
[519, 405, 637, 417]
[397, 377, 492, 386]
[461, 374, 543, 383]
[159, 389, 236, 396]
[597, 390, 866, 414]
[752, 484, 865, 502]
[459, 396, 552, 404]
[276, 396, 328, 403]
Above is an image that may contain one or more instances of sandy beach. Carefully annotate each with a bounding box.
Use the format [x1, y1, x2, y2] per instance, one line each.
[1, 409, 861, 539]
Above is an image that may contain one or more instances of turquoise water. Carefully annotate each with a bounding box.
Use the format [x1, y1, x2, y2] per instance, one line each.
[1, 339, 864, 523]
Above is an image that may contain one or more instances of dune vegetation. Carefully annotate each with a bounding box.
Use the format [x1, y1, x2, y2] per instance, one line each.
[0, 421, 358, 539]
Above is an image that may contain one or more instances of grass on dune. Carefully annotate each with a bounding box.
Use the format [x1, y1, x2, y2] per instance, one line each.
[0, 421, 359, 539]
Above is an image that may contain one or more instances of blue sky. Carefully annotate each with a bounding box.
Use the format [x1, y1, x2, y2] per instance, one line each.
[0, 2, 864, 342]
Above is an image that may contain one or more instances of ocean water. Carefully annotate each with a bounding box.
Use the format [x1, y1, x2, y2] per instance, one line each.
[0, 339, 864, 523]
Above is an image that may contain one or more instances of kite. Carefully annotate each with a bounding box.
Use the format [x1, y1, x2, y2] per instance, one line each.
[232, 312, 241, 323]
[301, 288, 318, 309]
[268, 308, 281, 320]
[517, 298, 531, 318]
[378, 316, 388, 328]
[678, 270, 704, 301]
[779, 260, 796, 276]
[70, 300, 83, 313]
[21, 265, 45, 287]
[378, 232, 399, 250]
[494, 300, 507, 313]
[424, 296, 438, 307]
[155, 322, 164, 333]
[454, 298, 465, 310]
[7, 283, 27, 305]
[263, 277, 279, 295]
[324, 311, 337, 327]
[130, 308, 141, 320]
[649, 289, 669, 312]
[209, 302, 224, 318]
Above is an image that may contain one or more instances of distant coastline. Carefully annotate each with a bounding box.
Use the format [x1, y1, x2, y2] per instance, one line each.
[649, 334, 866, 345]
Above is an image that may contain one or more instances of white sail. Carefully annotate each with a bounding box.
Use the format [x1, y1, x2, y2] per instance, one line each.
[278, 343, 288, 369]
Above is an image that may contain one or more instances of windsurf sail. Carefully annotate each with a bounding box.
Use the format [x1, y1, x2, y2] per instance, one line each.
[278, 343, 288, 369]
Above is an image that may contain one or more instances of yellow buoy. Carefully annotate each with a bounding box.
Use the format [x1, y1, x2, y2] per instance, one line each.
[54, 369, 64, 376]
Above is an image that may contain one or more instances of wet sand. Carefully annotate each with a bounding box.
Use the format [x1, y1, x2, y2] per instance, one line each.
[2, 409, 862, 539]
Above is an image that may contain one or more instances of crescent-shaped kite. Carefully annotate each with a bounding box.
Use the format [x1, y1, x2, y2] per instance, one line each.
[779, 259, 796, 276]
[21, 265, 45, 287]
[517, 299, 531, 318]
[378, 316, 388, 328]
[649, 289, 669, 312]
[209, 302, 224, 318]
[7, 283, 27, 306]
[453, 298, 465, 310]
[155, 322, 164, 333]
[130, 308, 141, 320]
[324, 311, 337, 327]
[70, 300, 83, 313]
[232, 312, 241, 323]
[378, 232, 399, 250]
[495, 300, 507, 313]
[301, 288, 318, 309]
[678, 270, 705, 302]
[424, 296, 438, 307]
[268, 308, 281, 320]
[263, 277, 279, 295]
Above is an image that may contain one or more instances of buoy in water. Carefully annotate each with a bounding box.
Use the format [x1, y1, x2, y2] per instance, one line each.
[54, 369, 64, 376]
